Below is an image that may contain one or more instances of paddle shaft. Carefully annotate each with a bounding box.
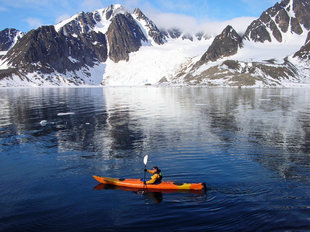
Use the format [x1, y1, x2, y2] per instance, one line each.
[143, 155, 148, 185]
[143, 164, 146, 184]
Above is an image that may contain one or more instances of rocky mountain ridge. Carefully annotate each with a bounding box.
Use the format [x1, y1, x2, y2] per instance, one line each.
[294, 31, 310, 59]
[243, 0, 310, 43]
[0, 28, 24, 61]
[199, 26, 243, 64]
[0, 28, 24, 51]
[0, 0, 309, 87]
[169, 0, 310, 87]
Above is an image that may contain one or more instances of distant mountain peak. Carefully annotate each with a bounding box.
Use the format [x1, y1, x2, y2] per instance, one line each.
[54, 4, 128, 35]
[103, 4, 127, 20]
[244, 0, 310, 43]
[133, 7, 166, 45]
[199, 25, 242, 64]
[0, 28, 24, 51]
[106, 13, 147, 62]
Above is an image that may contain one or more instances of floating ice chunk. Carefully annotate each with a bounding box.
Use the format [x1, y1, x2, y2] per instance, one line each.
[57, 112, 75, 116]
[40, 120, 48, 126]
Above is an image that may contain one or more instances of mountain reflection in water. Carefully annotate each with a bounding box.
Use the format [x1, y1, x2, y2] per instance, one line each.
[0, 87, 309, 232]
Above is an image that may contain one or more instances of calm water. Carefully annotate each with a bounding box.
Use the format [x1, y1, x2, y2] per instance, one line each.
[0, 87, 309, 232]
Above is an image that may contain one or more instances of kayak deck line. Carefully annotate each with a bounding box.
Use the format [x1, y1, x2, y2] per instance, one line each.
[93, 176, 206, 191]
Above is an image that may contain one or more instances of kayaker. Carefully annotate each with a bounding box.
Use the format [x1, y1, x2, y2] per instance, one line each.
[144, 166, 163, 184]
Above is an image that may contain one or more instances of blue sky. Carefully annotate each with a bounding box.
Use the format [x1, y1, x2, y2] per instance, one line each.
[0, 0, 278, 33]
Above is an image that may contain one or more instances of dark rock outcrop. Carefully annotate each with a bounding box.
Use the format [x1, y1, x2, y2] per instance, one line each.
[5, 25, 107, 73]
[199, 26, 242, 63]
[1, 5, 151, 75]
[294, 0, 310, 30]
[106, 13, 147, 62]
[57, 5, 126, 36]
[294, 31, 310, 60]
[160, 28, 209, 41]
[58, 12, 97, 36]
[167, 28, 182, 39]
[182, 33, 193, 41]
[133, 8, 166, 45]
[195, 32, 210, 41]
[244, 0, 310, 43]
[175, 58, 299, 87]
[0, 28, 23, 51]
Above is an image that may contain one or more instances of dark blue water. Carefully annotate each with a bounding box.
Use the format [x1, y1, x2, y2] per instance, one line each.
[0, 87, 309, 232]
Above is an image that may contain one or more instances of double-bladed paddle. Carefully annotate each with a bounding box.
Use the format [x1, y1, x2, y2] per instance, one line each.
[143, 155, 148, 185]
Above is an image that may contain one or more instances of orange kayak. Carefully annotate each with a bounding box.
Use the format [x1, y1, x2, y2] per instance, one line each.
[93, 176, 206, 191]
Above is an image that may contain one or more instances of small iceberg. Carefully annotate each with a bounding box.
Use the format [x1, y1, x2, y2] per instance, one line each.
[40, 120, 48, 126]
[39, 120, 55, 126]
[57, 112, 75, 116]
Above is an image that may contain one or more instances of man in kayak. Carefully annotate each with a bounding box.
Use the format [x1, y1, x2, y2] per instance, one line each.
[144, 166, 163, 184]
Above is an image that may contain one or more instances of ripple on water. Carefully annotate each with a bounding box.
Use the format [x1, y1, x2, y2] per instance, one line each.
[0, 88, 309, 232]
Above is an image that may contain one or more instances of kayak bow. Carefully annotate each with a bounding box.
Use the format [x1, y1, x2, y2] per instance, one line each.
[93, 176, 206, 191]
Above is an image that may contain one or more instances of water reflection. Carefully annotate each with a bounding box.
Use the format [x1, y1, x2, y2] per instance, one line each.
[1, 87, 309, 231]
[0, 87, 309, 180]
[94, 183, 206, 204]
[107, 106, 144, 152]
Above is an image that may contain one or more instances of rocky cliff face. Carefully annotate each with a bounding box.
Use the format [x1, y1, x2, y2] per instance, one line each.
[5, 25, 107, 74]
[199, 26, 242, 64]
[106, 13, 147, 63]
[0, 28, 23, 51]
[57, 5, 127, 36]
[1, 5, 154, 76]
[133, 8, 166, 45]
[58, 12, 97, 36]
[244, 0, 310, 43]
[294, 31, 310, 60]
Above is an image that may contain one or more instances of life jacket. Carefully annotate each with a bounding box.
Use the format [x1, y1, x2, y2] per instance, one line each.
[154, 170, 163, 184]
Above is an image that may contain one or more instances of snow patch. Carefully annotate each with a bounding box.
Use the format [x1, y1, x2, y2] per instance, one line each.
[232, 35, 307, 63]
[0, 63, 106, 87]
[55, 13, 81, 32]
[68, 56, 79, 64]
[102, 38, 212, 86]
[0, 51, 7, 56]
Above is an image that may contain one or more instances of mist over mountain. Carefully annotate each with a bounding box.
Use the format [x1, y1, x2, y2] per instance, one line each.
[0, 0, 309, 87]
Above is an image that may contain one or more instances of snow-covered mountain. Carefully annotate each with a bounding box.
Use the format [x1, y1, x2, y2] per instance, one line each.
[244, 0, 309, 43]
[171, 0, 310, 87]
[0, 28, 24, 57]
[0, 0, 309, 87]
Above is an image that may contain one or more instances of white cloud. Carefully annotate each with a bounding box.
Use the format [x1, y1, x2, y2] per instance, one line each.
[199, 17, 256, 36]
[148, 9, 255, 36]
[0, 6, 8, 11]
[24, 17, 43, 29]
[150, 12, 198, 33]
